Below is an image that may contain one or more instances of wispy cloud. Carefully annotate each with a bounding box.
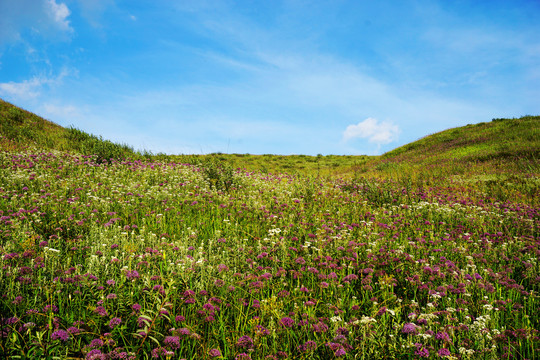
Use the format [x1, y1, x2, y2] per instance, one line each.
[0, 68, 72, 101]
[0, 78, 43, 100]
[46, 0, 72, 32]
[0, 0, 73, 45]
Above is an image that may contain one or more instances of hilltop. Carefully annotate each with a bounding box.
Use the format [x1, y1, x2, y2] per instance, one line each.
[0, 99, 137, 163]
[355, 116, 540, 179]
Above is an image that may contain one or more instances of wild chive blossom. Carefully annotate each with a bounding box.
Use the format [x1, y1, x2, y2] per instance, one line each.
[108, 317, 122, 329]
[298, 340, 317, 352]
[437, 348, 452, 357]
[12, 296, 24, 305]
[415, 344, 430, 358]
[280, 317, 295, 328]
[51, 329, 69, 341]
[312, 321, 329, 333]
[67, 327, 80, 334]
[175, 328, 191, 337]
[85, 349, 104, 360]
[401, 323, 417, 335]
[87, 338, 104, 349]
[125, 270, 140, 280]
[94, 306, 108, 317]
[236, 335, 254, 350]
[209, 348, 221, 357]
[436, 331, 452, 343]
[235, 354, 252, 360]
[163, 336, 181, 349]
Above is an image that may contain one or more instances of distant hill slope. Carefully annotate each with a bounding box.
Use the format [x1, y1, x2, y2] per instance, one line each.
[0, 98, 137, 162]
[1, 98, 538, 177]
[352, 116, 540, 178]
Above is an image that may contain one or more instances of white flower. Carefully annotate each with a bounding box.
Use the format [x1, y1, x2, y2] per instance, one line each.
[359, 316, 376, 324]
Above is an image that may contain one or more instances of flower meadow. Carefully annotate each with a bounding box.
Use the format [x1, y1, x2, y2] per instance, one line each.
[0, 147, 538, 359]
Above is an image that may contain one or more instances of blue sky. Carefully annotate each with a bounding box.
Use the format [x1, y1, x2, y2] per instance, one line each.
[1, 0, 539, 155]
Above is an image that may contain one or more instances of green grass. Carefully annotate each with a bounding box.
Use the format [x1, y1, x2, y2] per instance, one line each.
[0, 98, 538, 359]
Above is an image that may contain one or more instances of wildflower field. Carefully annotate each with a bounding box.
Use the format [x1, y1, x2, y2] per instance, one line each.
[0, 104, 539, 359]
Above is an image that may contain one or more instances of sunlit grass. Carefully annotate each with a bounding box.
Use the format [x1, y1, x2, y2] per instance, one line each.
[0, 101, 539, 359]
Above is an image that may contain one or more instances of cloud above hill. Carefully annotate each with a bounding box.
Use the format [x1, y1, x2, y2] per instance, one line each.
[343, 118, 400, 144]
[0, 0, 72, 44]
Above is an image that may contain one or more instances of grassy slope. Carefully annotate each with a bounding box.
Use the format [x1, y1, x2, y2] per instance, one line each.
[0, 99, 137, 162]
[1, 97, 539, 178]
[353, 116, 540, 179]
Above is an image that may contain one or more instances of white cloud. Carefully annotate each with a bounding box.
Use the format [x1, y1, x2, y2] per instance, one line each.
[0, 78, 44, 100]
[0, 0, 72, 44]
[0, 68, 72, 101]
[46, 0, 72, 31]
[343, 118, 400, 144]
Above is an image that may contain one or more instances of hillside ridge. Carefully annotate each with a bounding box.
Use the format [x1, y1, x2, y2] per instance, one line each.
[1, 98, 538, 176]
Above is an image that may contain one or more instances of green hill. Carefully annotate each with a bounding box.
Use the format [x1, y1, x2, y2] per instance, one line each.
[1, 98, 539, 178]
[0, 98, 137, 163]
[351, 116, 540, 179]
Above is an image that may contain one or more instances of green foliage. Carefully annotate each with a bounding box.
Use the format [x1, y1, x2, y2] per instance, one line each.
[200, 157, 238, 191]
[65, 127, 136, 163]
[0, 98, 138, 162]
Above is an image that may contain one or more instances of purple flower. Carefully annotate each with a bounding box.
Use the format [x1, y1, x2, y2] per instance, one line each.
[279, 317, 295, 328]
[401, 323, 417, 335]
[163, 336, 181, 349]
[51, 329, 69, 342]
[151, 347, 174, 358]
[312, 321, 329, 333]
[125, 270, 140, 280]
[236, 335, 254, 349]
[106, 293, 117, 300]
[342, 274, 358, 282]
[108, 317, 121, 329]
[335, 348, 347, 357]
[436, 331, 452, 343]
[94, 306, 108, 317]
[376, 306, 387, 316]
[415, 344, 430, 358]
[132, 303, 141, 313]
[437, 348, 452, 357]
[235, 353, 252, 360]
[255, 325, 270, 336]
[209, 348, 221, 357]
[175, 328, 191, 337]
[85, 349, 105, 360]
[298, 340, 317, 352]
[203, 303, 215, 311]
[67, 327, 80, 334]
[88, 338, 104, 348]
